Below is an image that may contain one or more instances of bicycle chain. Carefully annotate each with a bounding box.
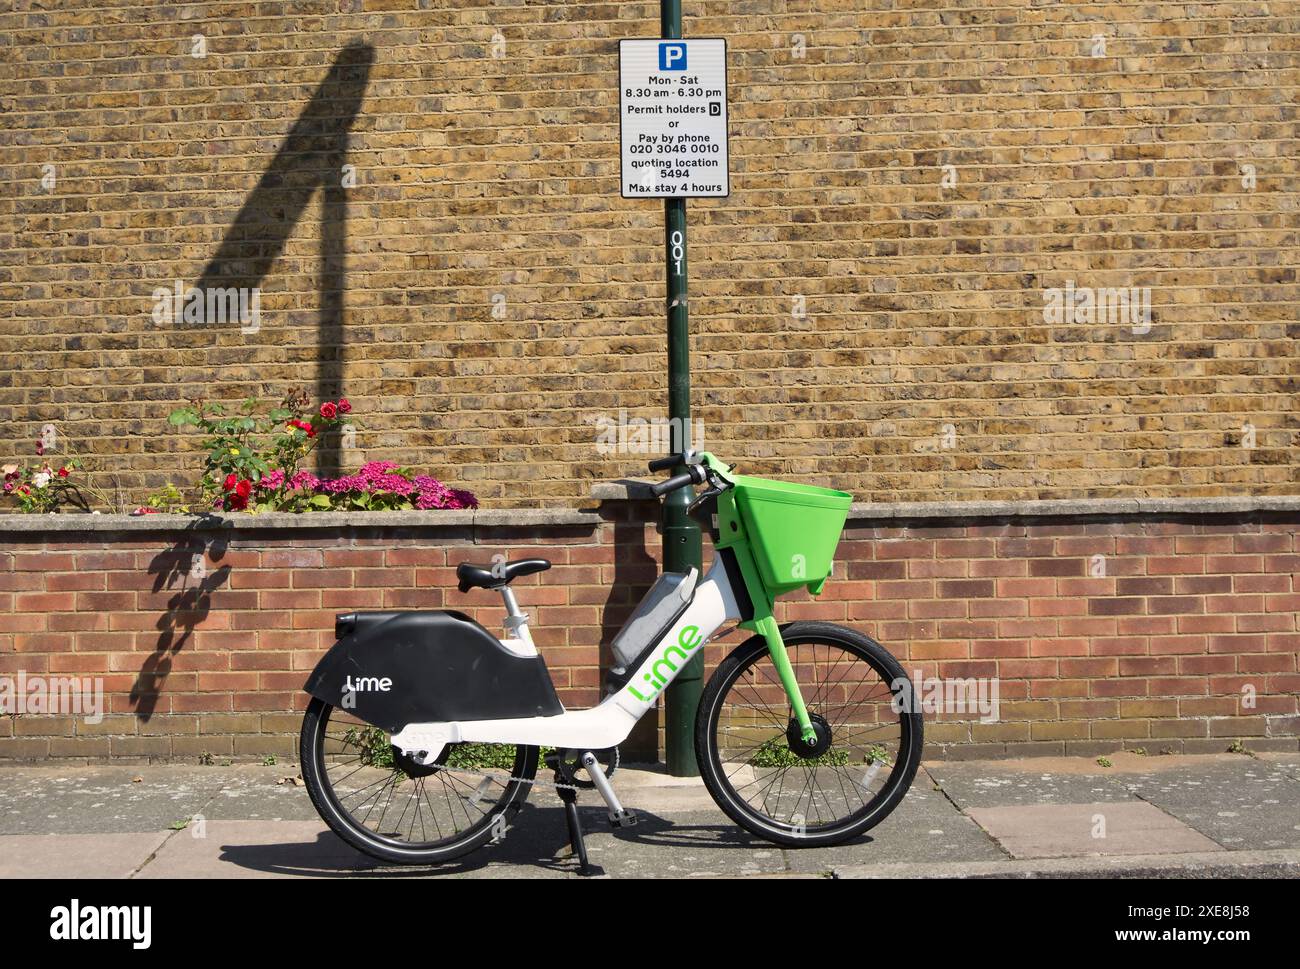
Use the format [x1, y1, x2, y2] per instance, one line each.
[427, 762, 582, 794]
[424, 749, 616, 795]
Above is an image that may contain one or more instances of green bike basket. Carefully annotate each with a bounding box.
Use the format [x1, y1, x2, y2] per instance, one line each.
[731, 475, 852, 597]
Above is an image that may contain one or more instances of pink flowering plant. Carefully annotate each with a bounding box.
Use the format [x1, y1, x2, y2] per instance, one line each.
[3, 434, 119, 514]
[256, 461, 477, 512]
[4, 456, 81, 513]
[167, 389, 475, 513]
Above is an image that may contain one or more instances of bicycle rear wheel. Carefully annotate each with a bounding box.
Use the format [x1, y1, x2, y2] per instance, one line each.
[300, 698, 538, 865]
[696, 621, 923, 847]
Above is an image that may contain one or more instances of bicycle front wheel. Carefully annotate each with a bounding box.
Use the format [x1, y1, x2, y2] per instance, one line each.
[696, 621, 923, 848]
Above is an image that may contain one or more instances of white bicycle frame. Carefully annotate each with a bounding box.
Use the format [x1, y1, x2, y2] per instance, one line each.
[390, 554, 744, 763]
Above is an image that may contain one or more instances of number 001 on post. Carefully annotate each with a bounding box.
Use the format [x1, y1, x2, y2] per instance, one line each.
[619, 38, 730, 198]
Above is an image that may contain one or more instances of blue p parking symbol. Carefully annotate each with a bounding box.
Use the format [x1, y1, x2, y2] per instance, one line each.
[659, 42, 687, 71]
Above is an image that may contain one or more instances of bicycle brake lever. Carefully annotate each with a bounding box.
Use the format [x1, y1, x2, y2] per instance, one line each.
[688, 484, 723, 515]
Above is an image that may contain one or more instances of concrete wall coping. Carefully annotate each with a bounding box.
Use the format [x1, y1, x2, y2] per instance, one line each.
[592, 481, 1300, 519]
[0, 507, 599, 534]
[2, 491, 1298, 535]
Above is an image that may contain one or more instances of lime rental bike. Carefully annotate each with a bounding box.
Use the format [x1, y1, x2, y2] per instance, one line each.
[299, 452, 923, 869]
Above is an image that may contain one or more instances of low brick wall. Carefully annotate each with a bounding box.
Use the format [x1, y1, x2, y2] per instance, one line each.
[1, 495, 1297, 763]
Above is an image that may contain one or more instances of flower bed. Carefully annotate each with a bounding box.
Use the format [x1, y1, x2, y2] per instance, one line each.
[3, 390, 476, 515]
[252, 461, 476, 512]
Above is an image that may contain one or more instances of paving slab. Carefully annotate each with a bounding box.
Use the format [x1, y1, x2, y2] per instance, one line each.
[925, 762, 1137, 809]
[835, 849, 1300, 880]
[0, 767, 226, 834]
[1254, 752, 1300, 783]
[137, 820, 385, 879]
[966, 801, 1223, 860]
[1110, 761, 1300, 851]
[197, 774, 324, 822]
[133, 808, 793, 879]
[0, 832, 170, 878]
[783, 778, 1003, 872]
[589, 808, 793, 878]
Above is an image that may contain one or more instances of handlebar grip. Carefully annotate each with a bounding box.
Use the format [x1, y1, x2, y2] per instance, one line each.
[650, 472, 696, 497]
[648, 455, 679, 472]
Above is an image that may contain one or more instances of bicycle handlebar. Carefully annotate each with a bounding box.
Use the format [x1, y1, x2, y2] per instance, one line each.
[647, 455, 679, 472]
[650, 471, 697, 497]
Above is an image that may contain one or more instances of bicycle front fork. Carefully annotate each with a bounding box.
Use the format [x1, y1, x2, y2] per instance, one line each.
[752, 616, 817, 744]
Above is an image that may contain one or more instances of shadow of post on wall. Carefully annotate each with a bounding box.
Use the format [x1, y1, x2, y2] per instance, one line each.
[191, 41, 375, 478]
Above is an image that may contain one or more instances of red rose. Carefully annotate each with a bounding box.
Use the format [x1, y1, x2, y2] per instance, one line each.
[224, 473, 237, 492]
[57, 467, 70, 478]
[228, 493, 248, 511]
[319, 402, 337, 420]
[338, 398, 351, 414]
[235, 479, 252, 499]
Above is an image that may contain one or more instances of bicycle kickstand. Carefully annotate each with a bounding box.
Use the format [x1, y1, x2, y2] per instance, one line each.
[554, 762, 591, 874]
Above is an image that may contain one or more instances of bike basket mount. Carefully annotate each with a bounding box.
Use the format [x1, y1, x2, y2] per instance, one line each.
[731, 475, 851, 597]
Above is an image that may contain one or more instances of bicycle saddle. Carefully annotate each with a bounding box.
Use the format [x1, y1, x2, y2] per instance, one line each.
[456, 558, 551, 592]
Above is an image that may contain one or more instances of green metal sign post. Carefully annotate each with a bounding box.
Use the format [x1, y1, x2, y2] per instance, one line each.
[658, 0, 704, 777]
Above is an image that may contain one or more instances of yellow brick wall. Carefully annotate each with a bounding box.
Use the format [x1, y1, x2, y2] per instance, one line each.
[1, 1, 1297, 506]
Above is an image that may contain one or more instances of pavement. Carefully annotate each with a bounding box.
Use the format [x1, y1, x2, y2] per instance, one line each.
[0, 751, 1297, 879]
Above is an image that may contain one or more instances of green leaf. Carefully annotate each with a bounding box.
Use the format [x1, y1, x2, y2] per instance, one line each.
[310, 494, 332, 509]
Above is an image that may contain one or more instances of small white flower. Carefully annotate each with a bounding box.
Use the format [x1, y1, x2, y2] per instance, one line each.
[31, 471, 51, 489]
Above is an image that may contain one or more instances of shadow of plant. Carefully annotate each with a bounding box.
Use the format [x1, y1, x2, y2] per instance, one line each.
[132, 523, 232, 721]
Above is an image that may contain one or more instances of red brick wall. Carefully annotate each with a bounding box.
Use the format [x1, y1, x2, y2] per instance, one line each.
[1, 503, 1296, 762]
[825, 514, 1299, 757]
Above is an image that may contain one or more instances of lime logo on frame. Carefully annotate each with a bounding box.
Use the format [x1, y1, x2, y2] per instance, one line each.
[625, 624, 704, 702]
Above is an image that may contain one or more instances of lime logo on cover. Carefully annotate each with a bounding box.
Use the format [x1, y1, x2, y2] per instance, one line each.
[625, 624, 703, 702]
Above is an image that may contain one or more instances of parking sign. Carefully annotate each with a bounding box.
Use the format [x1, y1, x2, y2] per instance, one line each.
[619, 38, 729, 198]
[659, 42, 687, 70]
